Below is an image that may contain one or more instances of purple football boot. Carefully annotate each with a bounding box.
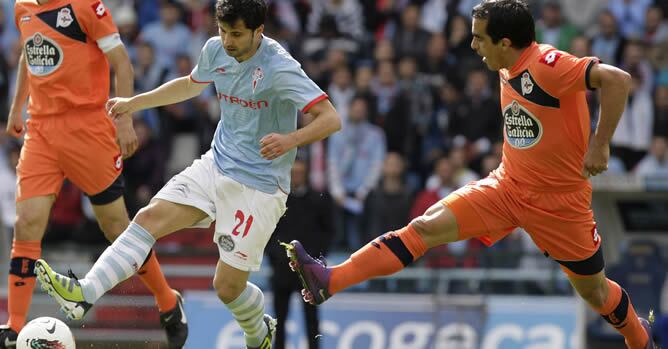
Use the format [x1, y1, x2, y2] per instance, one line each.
[638, 317, 655, 349]
[281, 240, 331, 305]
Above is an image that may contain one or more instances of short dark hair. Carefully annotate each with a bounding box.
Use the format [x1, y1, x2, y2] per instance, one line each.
[472, 0, 535, 49]
[215, 0, 267, 30]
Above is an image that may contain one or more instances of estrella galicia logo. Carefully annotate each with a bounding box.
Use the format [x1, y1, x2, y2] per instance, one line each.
[503, 100, 542, 149]
[217, 234, 235, 252]
[25, 32, 63, 76]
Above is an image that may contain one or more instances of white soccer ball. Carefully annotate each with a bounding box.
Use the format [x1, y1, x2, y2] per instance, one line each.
[17, 317, 75, 349]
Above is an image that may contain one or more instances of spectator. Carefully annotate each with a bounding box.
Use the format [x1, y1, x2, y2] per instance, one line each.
[611, 68, 654, 170]
[425, 147, 478, 190]
[353, 64, 378, 121]
[0, 140, 18, 238]
[606, 0, 652, 39]
[620, 40, 655, 92]
[446, 15, 477, 69]
[113, 5, 139, 59]
[327, 66, 355, 125]
[569, 35, 592, 58]
[410, 156, 456, 219]
[449, 69, 502, 161]
[420, 0, 447, 33]
[392, 4, 430, 60]
[307, 0, 365, 40]
[654, 85, 668, 137]
[123, 119, 167, 215]
[644, 5, 668, 45]
[139, 0, 192, 67]
[419, 33, 458, 87]
[535, 1, 579, 51]
[422, 81, 463, 163]
[366, 153, 413, 242]
[371, 61, 410, 156]
[328, 96, 386, 249]
[43, 181, 84, 245]
[635, 137, 668, 177]
[267, 158, 332, 349]
[590, 10, 626, 66]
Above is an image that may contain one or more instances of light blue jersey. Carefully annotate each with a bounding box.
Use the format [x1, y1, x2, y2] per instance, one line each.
[191, 35, 327, 194]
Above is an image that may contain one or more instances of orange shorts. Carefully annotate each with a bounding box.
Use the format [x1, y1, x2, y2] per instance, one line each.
[442, 170, 600, 264]
[16, 108, 123, 202]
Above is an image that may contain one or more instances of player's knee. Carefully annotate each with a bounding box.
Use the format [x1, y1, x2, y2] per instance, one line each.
[133, 203, 163, 233]
[213, 275, 246, 303]
[410, 205, 458, 248]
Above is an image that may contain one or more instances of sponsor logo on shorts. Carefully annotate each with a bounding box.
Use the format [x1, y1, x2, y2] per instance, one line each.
[25, 33, 63, 76]
[592, 226, 600, 245]
[234, 251, 248, 260]
[218, 234, 235, 252]
[114, 154, 123, 171]
[503, 100, 543, 149]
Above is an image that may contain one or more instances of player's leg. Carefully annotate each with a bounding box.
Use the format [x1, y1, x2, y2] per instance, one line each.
[211, 175, 290, 349]
[523, 188, 654, 349]
[214, 262, 276, 349]
[35, 199, 208, 319]
[4, 197, 54, 339]
[568, 267, 653, 349]
[37, 150, 219, 320]
[89, 194, 186, 348]
[286, 177, 517, 304]
[2, 120, 64, 348]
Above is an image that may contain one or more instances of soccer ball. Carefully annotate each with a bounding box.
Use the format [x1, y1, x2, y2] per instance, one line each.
[16, 317, 75, 349]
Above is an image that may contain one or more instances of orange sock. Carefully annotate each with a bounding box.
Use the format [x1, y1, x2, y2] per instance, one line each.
[137, 250, 177, 312]
[7, 240, 41, 332]
[595, 279, 648, 349]
[329, 225, 427, 294]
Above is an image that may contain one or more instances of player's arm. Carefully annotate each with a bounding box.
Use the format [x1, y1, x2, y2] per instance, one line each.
[583, 63, 632, 177]
[106, 77, 209, 118]
[104, 42, 138, 158]
[260, 99, 341, 160]
[5, 51, 29, 138]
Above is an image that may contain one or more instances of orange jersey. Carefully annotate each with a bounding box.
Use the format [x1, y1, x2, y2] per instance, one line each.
[498, 42, 599, 191]
[15, 0, 118, 116]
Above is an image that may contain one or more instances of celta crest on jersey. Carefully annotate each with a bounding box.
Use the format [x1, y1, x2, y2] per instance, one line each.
[56, 8, 73, 28]
[251, 67, 264, 93]
[25, 32, 63, 76]
[503, 100, 543, 149]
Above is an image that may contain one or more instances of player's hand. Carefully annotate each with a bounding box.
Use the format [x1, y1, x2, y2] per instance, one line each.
[6, 111, 25, 138]
[114, 114, 138, 159]
[260, 133, 297, 160]
[583, 138, 610, 178]
[106, 97, 137, 118]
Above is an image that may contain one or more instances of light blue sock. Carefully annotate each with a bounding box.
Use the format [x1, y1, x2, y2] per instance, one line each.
[79, 222, 155, 303]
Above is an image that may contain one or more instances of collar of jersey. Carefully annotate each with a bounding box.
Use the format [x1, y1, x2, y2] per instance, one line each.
[507, 41, 539, 77]
[234, 34, 267, 67]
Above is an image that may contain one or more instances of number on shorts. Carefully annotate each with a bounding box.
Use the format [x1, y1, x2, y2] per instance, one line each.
[232, 210, 254, 238]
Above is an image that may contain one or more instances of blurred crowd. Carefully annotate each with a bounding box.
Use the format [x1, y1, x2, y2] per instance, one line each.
[0, 0, 667, 258]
